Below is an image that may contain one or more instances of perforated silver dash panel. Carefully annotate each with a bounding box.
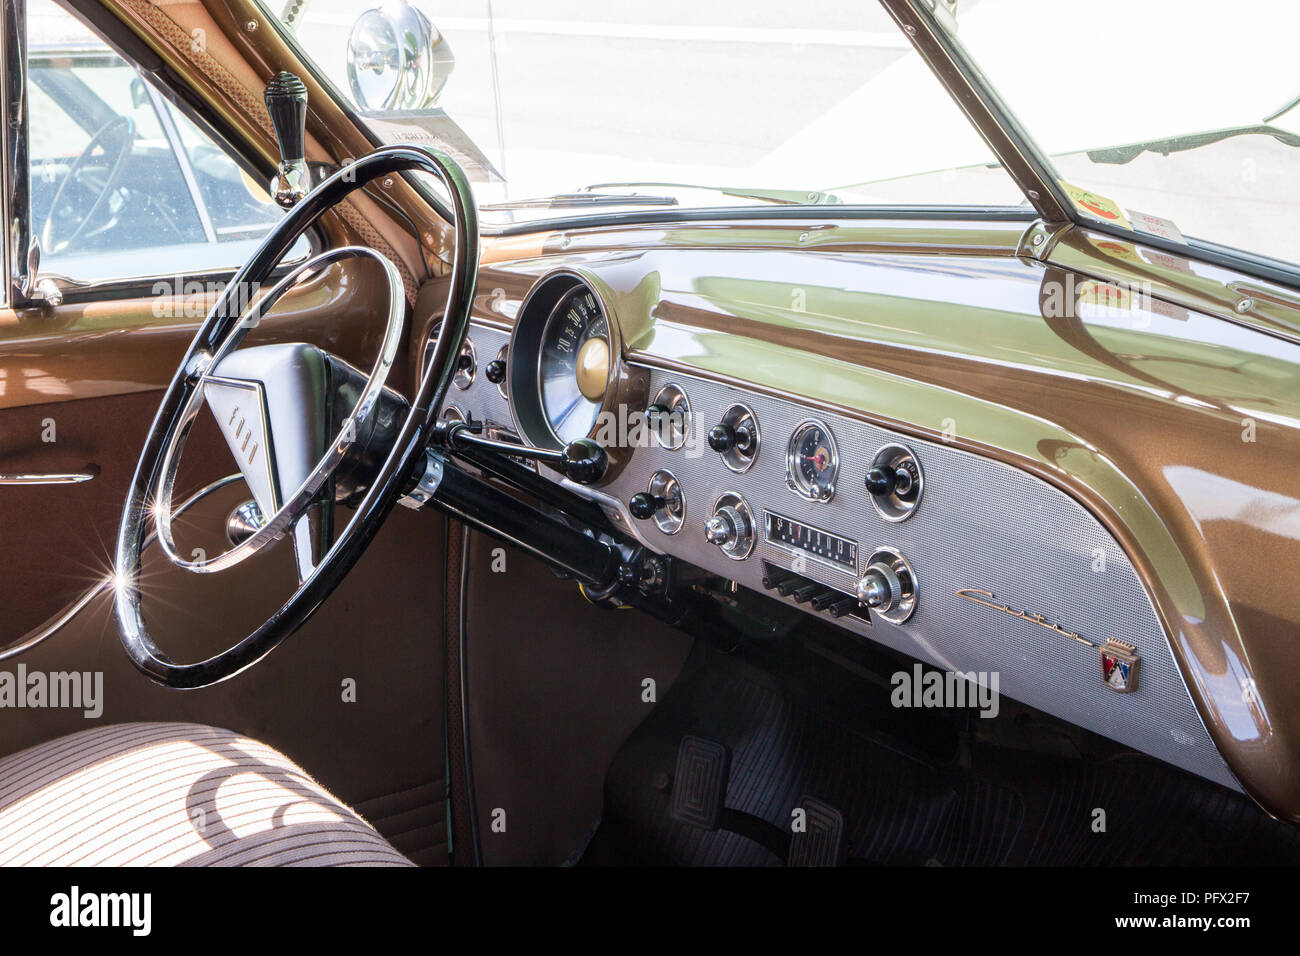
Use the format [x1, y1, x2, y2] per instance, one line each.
[445, 323, 1238, 791]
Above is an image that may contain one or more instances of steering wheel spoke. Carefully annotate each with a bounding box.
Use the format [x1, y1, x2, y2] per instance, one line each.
[290, 505, 328, 586]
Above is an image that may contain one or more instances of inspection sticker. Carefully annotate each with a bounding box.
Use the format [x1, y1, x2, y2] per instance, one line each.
[1059, 182, 1130, 229]
[1127, 209, 1186, 245]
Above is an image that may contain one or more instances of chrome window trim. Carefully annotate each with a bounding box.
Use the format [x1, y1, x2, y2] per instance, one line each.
[146, 82, 218, 245]
[3, 0, 34, 308]
[7, 0, 323, 306]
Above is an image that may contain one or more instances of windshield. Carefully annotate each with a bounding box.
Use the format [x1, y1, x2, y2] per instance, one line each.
[928, 0, 1300, 270]
[258, 0, 1029, 226]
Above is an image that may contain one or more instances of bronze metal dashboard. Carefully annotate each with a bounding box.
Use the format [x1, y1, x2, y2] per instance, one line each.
[431, 214, 1300, 821]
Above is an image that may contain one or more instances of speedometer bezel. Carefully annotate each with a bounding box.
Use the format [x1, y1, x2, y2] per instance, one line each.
[507, 269, 646, 482]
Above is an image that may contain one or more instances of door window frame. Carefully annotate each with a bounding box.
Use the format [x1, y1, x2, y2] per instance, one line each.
[2, 0, 318, 310]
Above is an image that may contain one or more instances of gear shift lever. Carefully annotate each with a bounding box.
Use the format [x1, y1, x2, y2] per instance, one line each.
[264, 71, 310, 208]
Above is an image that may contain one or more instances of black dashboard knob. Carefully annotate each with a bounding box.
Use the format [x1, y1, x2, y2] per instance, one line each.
[628, 491, 664, 520]
[708, 423, 736, 452]
[484, 358, 506, 383]
[561, 439, 608, 485]
[865, 466, 898, 497]
[708, 421, 754, 454]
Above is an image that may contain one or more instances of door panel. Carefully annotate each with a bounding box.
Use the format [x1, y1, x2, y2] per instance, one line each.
[0, 265, 447, 864]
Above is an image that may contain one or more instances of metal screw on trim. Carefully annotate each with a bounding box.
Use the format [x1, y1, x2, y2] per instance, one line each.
[1027, 189, 1041, 201]
[1236, 298, 1254, 314]
[903, 24, 917, 35]
[244, 19, 258, 31]
[1031, 233, 1045, 247]
[382, 177, 394, 189]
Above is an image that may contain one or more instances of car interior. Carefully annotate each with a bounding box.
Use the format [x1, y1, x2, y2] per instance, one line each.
[1, 0, 1299, 874]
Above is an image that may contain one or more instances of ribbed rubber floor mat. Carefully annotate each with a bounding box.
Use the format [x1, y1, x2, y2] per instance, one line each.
[591, 650, 1300, 866]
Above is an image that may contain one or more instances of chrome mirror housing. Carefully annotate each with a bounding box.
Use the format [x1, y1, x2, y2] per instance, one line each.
[346, 0, 454, 112]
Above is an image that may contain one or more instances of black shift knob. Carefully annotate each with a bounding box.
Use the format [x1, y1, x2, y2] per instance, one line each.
[264, 72, 310, 207]
[560, 439, 608, 485]
[265, 71, 307, 162]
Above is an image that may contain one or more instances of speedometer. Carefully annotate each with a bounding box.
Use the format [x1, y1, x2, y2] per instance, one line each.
[538, 285, 610, 445]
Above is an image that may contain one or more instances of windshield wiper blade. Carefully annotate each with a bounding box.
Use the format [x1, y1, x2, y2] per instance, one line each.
[582, 182, 842, 205]
[1086, 125, 1300, 165]
[480, 192, 678, 211]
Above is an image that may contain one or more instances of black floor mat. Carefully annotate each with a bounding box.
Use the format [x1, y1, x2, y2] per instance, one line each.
[584, 643, 1300, 866]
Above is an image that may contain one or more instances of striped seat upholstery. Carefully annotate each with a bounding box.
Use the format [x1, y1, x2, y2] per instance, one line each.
[0, 722, 412, 866]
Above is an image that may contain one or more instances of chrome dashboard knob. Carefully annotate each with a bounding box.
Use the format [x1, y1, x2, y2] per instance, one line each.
[856, 561, 903, 613]
[855, 548, 919, 624]
[704, 509, 738, 545]
[703, 494, 754, 560]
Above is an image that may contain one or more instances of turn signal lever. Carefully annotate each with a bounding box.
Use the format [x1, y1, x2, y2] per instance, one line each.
[265, 71, 311, 208]
[437, 418, 608, 485]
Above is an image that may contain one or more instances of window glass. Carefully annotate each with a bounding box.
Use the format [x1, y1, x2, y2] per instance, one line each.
[932, 0, 1300, 269]
[27, 0, 302, 283]
[257, 0, 1029, 226]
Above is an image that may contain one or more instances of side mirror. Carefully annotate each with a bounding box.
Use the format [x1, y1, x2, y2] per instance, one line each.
[347, 0, 454, 112]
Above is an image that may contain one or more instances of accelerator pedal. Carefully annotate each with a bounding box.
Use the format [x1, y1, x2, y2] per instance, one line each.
[788, 794, 847, 867]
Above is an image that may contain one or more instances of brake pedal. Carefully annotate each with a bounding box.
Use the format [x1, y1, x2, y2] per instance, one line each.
[669, 736, 730, 830]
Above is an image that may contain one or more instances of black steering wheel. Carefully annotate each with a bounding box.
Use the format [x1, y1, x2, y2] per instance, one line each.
[114, 145, 478, 688]
[41, 115, 135, 255]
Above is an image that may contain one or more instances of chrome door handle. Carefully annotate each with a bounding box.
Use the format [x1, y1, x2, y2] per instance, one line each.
[0, 463, 99, 485]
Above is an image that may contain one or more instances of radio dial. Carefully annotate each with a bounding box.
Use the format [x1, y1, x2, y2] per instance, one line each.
[856, 548, 918, 624]
[856, 561, 904, 613]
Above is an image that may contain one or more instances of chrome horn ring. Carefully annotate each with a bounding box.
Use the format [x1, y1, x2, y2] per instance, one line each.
[150, 245, 404, 575]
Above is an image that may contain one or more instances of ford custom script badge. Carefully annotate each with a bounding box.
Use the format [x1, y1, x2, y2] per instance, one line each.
[955, 589, 1141, 693]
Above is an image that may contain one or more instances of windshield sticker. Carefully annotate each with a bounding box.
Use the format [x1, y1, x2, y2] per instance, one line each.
[1060, 182, 1130, 229]
[1127, 209, 1186, 245]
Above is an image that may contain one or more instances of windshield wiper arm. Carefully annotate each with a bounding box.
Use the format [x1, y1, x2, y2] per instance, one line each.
[1087, 125, 1300, 165]
[582, 182, 842, 205]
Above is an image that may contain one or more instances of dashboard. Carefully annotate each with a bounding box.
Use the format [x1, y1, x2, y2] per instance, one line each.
[437, 263, 1240, 794]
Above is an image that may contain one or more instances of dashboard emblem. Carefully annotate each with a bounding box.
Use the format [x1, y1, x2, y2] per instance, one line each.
[1100, 639, 1141, 693]
[956, 588, 1141, 693]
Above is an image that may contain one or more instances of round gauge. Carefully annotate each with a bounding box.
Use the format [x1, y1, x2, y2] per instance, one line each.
[786, 420, 838, 501]
[538, 284, 610, 444]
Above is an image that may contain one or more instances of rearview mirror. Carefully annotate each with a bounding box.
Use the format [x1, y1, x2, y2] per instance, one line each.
[346, 0, 454, 111]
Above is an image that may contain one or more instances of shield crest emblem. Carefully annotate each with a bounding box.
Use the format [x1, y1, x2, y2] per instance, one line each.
[1100, 638, 1140, 693]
